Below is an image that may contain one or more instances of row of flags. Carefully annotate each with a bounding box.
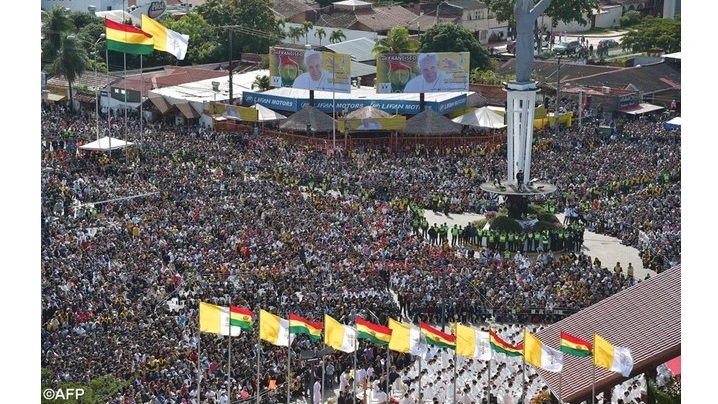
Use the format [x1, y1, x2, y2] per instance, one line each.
[104, 16, 189, 60]
[198, 302, 634, 377]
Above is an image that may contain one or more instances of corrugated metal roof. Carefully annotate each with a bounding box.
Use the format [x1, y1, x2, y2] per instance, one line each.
[349, 61, 377, 77]
[535, 265, 681, 403]
[325, 37, 377, 63]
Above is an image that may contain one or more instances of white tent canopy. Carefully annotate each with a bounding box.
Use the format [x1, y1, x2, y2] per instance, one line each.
[452, 106, 507, 129]
[254, 103, 287, 121]
[664, 116, 681, 130]
[79, 136, 135, 151]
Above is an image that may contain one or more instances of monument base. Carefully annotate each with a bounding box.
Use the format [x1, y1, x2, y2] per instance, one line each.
[479, 180, 557, 197]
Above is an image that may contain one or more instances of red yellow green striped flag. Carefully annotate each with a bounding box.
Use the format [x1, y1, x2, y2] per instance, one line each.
[105, 18, 154, 55]
[356, 317, 392, 345]
[289, 314, 323, 342]
[420, 322, 456, 349]
[230, 306, 254, 330]
[489, 329, 523, 357]
[560, 331, 593, 357]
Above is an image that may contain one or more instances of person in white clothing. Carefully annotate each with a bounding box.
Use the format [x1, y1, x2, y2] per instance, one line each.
[293, 51, 333, 91]
[403, 53, 465, 93]
[313, 379, 322, 404]
[339, 369, 349, 393]
[356, 367, 367, 387]
[373, 383, 388, 403]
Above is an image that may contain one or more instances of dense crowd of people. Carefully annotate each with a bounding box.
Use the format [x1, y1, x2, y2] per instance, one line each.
[41, 103, 680, 403]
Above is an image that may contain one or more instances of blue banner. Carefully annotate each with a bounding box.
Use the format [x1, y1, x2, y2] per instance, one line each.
[241, 92, 467, 116]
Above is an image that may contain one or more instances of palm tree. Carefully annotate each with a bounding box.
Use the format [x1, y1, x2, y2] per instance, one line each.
[41, 6, 75, 69]
[50, 36, 89, 112]
[252, 75, 272, 91]
[372, 26, 418, 54]
[314, 28, 327, 47]
[329, 29, 346, 44]
[302, 21, 314, 45]
[287, 26, 303, 45]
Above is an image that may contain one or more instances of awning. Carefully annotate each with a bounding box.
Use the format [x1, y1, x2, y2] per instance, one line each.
[46, 93, 66, 102]
[173, 102, 200, 119]
[145, 94, 172, 114]
[618, 102, 665, 115]
[665, 356, 681, 375]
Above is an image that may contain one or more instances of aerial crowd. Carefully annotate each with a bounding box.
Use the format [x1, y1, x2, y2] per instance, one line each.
[41, 103, 680, 403]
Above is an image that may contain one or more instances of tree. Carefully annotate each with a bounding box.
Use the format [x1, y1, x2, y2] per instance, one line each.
[253, 75, 272, 91]
[419, 22, 493, 71]
[619, 9, 642, 27]
[302, 21, 314, 45]
[621, 16, 680, 54]
[372, 26, 419, 54]
[482, 0, 599, 60]
[42, 6, 76, 70]
[329, 29, 346, 44]
[314, 28, 327, 47]
[50, 36, 89, 112]
[288, 26, 304, 45]
[151, 13, 219, 65]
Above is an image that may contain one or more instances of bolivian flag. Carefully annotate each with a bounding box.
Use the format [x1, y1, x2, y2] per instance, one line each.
[420, 322, 456, 349]
[356, 317, 392, 345]
[560, 331, 593, 357]
[105, 18, 154, 55]
[289, 314, 323, 342]
[489, 329, 523, 357]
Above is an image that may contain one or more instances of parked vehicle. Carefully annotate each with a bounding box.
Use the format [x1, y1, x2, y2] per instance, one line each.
[554, 40, 581, 55]
[599, 39, 619, 48]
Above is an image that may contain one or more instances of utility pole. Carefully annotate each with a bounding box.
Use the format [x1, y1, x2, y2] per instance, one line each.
[555, 56, 561, 137]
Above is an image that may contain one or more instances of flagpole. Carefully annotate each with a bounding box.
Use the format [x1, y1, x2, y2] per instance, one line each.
[452, 350, 457, 404]
[487, 354, 491, 404]
[257, 326, 261, 404]
[197, 330, 201, 404]
[385, 347, 390, 401]
[139, 54, 144, 152]
[418, 355, 422, 404]
[559, 372, 563, 404]
[591, 363, 596, 404]
[521, 355, 527, 404]
[228, 332, 232, 399]
[592, 334, 596, 404]
[105, 45, 110, 141]
[321, 341, 326, 404]
[123, 51, 127, 147]
[286, 330, 291, 404]
[352, 341, 357, 404]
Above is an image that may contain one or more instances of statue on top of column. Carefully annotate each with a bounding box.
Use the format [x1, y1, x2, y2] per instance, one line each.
[513, 0, 551, 83]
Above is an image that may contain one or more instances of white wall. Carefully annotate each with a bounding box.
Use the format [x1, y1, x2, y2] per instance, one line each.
[594, 6, 623, 29]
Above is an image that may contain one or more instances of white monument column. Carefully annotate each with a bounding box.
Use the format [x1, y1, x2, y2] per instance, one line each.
[505, 81, 538, 188]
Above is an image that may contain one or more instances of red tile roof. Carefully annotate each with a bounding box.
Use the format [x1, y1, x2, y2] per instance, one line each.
[534, 265, 680, 403]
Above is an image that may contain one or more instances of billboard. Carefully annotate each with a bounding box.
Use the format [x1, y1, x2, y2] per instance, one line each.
[376, 52, 470, 94]
[269, 47, 351, 93]
[337, 116, 407, 132]
[209, 102, 259, 122]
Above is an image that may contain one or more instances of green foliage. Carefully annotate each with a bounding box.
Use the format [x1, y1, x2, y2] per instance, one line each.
[483, 0, 600, 28]
[287, 26, 304, 44]
[314, 28, 327, 46]
[253, 75, 272, 91]
[329, 29, 346, 44]
[41, 368, 129, 404]
[302, 21, 314, 45]
[532, 220, 559, 232]
[419, 22, 493, 71]
[648, 375, 681, 404]
[489, 215, 523, 232]
[621, 16, 680, 53]
[42, 6, 76, 70]
[160, 13, 221, 65]
[536, 212, 560, 223]
[619, 10, 642, 27]
[372, 26, 419, 54]
[50, 36, 90, 110]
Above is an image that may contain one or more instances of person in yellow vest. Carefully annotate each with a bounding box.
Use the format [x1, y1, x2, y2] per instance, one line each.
[613, 262, 623, 277]
[626, 262, 634, 280]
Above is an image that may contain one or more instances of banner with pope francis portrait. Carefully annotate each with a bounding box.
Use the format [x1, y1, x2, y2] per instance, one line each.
[376, 52, 469, 94]
[269, 47, 352, 93]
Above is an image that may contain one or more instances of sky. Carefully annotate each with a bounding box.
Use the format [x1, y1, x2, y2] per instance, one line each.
[10, 1, 699, 401]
